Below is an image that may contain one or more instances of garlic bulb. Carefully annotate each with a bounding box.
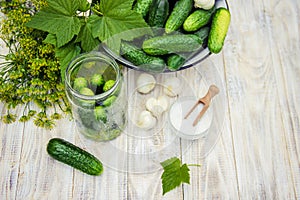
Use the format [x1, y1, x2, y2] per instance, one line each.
[136, 110, 157, 130]
[194, 0, 215, 10]
[145, 96, 169, 117]
[163, 77, 182, 97]
[136, 73, 156, 94]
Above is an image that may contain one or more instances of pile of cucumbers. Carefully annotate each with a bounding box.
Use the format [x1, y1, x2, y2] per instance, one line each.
[120, 0, 230, 72]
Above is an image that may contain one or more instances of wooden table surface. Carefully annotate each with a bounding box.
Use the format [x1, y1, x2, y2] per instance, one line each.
[1, 0, 300, 199]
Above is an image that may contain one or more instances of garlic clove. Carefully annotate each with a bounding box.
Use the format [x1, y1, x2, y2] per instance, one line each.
[201, 0, 215, 10]
[194, 0, 210, 8]
[136, 110, 156, 130]
[163, 77, 182, 97]
[136, 73, 156, 94]
[194, 0, 215, 10]
[157, 96, 169, 111]
[145, 96, 169, 117]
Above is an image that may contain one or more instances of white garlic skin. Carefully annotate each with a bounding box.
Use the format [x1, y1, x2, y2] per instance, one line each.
[145, 96, 169, 117]
[163, 77, 182, 97]
[136, 73, 156, 94]
[194, 0, 215, 10]
[136, 110, 157, 130]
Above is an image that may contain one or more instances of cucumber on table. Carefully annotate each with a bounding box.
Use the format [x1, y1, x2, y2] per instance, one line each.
[208, 7, 231, 53]
[120, 41, 166, 73]
[164, 0, 194, 33]
[142, 34, 203, 55]
[183, 8, 215, 32]
[47, 138, 103, 176]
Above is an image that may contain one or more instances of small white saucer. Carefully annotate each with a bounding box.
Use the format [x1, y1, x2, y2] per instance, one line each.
[169, 96, 213, 140]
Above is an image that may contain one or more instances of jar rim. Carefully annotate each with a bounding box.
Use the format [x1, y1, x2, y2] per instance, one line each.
[65, 51, 121, 101]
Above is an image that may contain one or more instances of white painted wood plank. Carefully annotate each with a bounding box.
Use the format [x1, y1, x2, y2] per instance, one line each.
[223, 0, 297, 198]
[263, 0, 300, 198]
[0, 106, 25, 200]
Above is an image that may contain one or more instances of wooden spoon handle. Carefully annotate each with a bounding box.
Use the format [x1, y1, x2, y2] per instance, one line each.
[193, 105, 209, 126]
[208, 85, 220, 99]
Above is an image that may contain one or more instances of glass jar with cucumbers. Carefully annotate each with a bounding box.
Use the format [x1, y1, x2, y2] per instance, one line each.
[65, 52, 127, 141]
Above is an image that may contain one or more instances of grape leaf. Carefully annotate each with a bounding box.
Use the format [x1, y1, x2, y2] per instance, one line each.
[99, 0, 135, 14]
[44, 0, 80, 16]
[160, 157, 190, 195]
[55, 43, 81, 81]
[75, 21, 100, 52]
[90, 0, 151, 53]
[26, 0, 84, 48]
[43, 33, 57, 46]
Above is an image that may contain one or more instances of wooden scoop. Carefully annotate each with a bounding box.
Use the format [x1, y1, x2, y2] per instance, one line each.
[184, 85, 219, 126]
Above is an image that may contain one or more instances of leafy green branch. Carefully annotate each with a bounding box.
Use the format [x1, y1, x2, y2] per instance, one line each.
[0, 0, 151, 127]
[26, 0, 150, 81]
[0, 0, 71, 128]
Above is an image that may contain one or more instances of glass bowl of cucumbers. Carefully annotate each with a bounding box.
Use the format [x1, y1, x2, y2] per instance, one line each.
[102, 0, 230, 73]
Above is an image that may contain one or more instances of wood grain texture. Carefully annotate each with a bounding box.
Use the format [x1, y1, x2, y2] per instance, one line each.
[1, 0, 300, 199]
[181, 55, 239, 199]
[264, 0, 300, 198]
[0, 106, 25, 200]
[223, 0, 299, 199]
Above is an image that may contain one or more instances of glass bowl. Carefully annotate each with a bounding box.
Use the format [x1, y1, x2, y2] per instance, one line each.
[102, 0, 229, 73]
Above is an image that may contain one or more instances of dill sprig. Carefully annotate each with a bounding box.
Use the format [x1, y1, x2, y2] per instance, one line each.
[0, 0, 71, 129]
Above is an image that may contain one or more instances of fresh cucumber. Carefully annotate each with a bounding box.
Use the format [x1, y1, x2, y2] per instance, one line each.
[47, 138, 103, 176]
[167, 54, 186, 71]
[164, 0, 193, 33]
[147, 0, 169, 28]
[133, 0, 154, 18]
[120, 41, 166, 73]
[142, 34, 202, 55]
[208, 7, 231, 53]
[194, 26, 210, 43]
[183, 8, 215, 32]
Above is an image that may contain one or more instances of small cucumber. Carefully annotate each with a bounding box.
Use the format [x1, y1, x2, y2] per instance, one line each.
[133, 0, 154, 18]
[183, 8, 215, 32]
[147, 0, 169, 28]
[194, 26, 210, 42]
[208, 7, 231, 53]
[194, 26, 210, 46]
[47, 138, 103, 176]
[167, 54, 186, 71]
[164, 0, 193, 33]
[120, 41, 166, 73]
[142, 34, 202, 55]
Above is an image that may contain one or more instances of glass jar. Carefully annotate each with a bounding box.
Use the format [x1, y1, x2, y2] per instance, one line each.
[65, 52, 127, 141]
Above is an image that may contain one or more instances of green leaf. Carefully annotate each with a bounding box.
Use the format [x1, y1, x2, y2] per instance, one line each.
[99, 0, 135, 14]
[90, 0, 151, 53]
[26, 0, 85, 48]
[43, 33, 57, 46]
[45, 0, 80, 15]
[26, 11, 81, 48]
[160, 157, 190, 195]
[75, 21, 100, 52]
[55, 43, 81, 82]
